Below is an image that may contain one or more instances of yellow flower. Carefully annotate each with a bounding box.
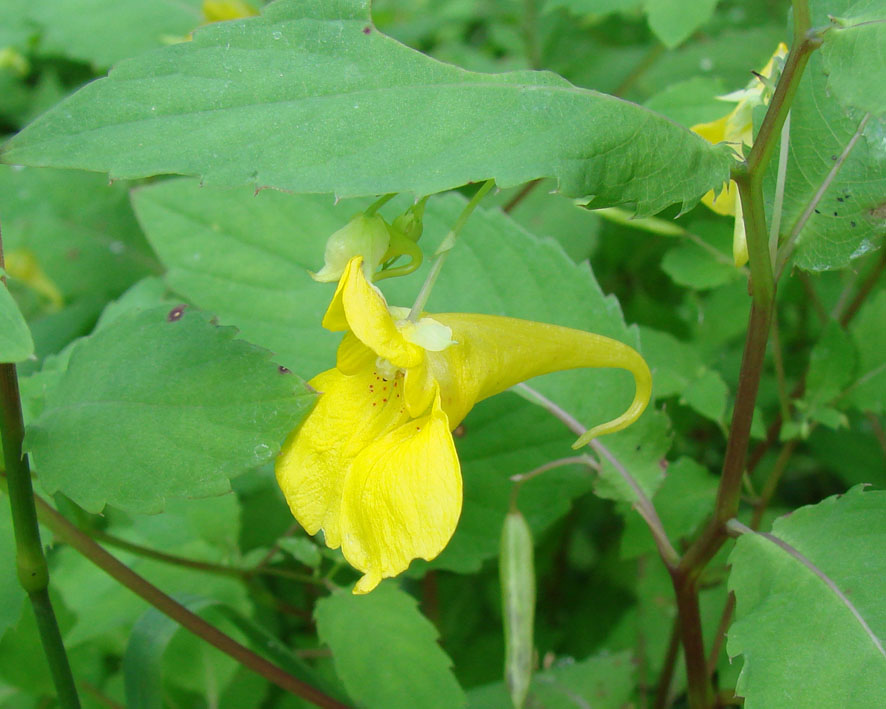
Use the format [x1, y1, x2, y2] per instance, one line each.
[202, 0, 258, 23]
[276, 257, 652, 593]
[691, 43, 788, 267]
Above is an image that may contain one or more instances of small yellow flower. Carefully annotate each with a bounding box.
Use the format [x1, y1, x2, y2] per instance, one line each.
[691, 43, 788, 267]
[276, 257, 652, 593]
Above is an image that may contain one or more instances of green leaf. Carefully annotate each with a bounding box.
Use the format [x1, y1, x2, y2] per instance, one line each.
[0, 277, 34, 362]
[25, 306, 315, 513]
[467, 650, 634, 708]
[0, 165, 157, 305]
[777, 51, 886, 270]
[124, 595, 218, 709]
[661, 240, 738, 290]
[124, 594, 330, 709]
[820, 1, 886, 117]
[130, 179, 345, 376]
[315, 584, 465, 709]
[0, 499, 26, 638]
[848, 290, 886, 414]
[621, 457, 718, 558]
[28, 0, 203, 70]
[2, 1, 732, 216]
[728, 486, 886, 707]
[645, 0, 719, 49]
[644, 76, 729, 128]
[639, 326, 729, 425]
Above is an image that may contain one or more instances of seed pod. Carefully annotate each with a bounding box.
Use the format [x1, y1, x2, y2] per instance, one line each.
[500, 509, 535, 709]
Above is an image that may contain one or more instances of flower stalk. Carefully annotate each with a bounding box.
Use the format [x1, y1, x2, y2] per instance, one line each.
[407, 179, 495, 321]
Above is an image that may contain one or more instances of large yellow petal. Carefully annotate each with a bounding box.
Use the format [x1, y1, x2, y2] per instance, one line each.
[339, 392, 462, 594]
[427, 314, 652, 446]
[275, 366, 411, 549]
[322, 256, 422, 368]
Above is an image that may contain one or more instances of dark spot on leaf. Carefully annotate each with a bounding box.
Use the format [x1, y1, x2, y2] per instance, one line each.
[453, 424, 466, 438]
[814, 209, 821, 214]
[363, 26, 372, 34]
[831, 154, 838, 161]
[833, 211, 838, 217]
[167, 305, 186, 322]
[850, 221, 857, 227]
[278, 366, 291, 375]
[837, 196, 844, 202]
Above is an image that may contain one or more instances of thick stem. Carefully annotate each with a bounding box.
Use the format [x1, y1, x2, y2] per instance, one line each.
[670, 570, 712, 709]
[1, 358, 80, 707]
[672, 6, 817, 704]
[653, 616, 682, 709]
[30, 494, 349, 709]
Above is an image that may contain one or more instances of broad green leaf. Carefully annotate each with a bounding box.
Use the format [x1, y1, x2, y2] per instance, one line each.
[315, 584, 465, 709]
[820, 0, 886, 117]
[645, 0, 719, 49]
[0, 278, 34, 362]
[635, 25, 788, 101]
[28, 0, 203, 69]
[791, 319, 857, 434]
[848, 290, 886, 414]
[0, 499, 26, 638]
[124, 595, 330, 709]
[644, 77, 728, 128]
[124, 595, 218, 709]
[660, 236, 738, 290]
[2, 1, 732, 216]
[639, 326, 729, 425]
[25, 306, 314, 514]
[487, 179, 601, 264]
[0, 165, 157, 307]
[467, 650, 634, 708]
[130, 179, 346, 377]
[809, 423, 886, 489]
[621, 456, 718, 558]
[777, 50, 886, 269]
[728, 487, 886, 707]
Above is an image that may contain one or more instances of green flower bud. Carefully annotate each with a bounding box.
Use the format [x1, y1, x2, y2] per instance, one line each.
[311, 213, 391, 283]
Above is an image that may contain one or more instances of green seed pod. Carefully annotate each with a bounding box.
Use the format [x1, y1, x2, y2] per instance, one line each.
[500, 509, 535, 709]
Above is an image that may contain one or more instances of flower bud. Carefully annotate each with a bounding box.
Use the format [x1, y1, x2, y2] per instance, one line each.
[311, 213, 391, 283]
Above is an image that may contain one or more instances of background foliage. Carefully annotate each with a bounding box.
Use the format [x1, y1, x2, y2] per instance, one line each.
[0, 0, 884, 708]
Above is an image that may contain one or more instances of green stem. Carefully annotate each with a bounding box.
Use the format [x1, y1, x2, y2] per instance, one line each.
[364, 193, 396, 217]
[408, 180, 495, 320]
[29, 492, 349, 709]
[673, 4, 818, 705]
[89, 529, 323, 586]
[0, 226, 81, 709]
